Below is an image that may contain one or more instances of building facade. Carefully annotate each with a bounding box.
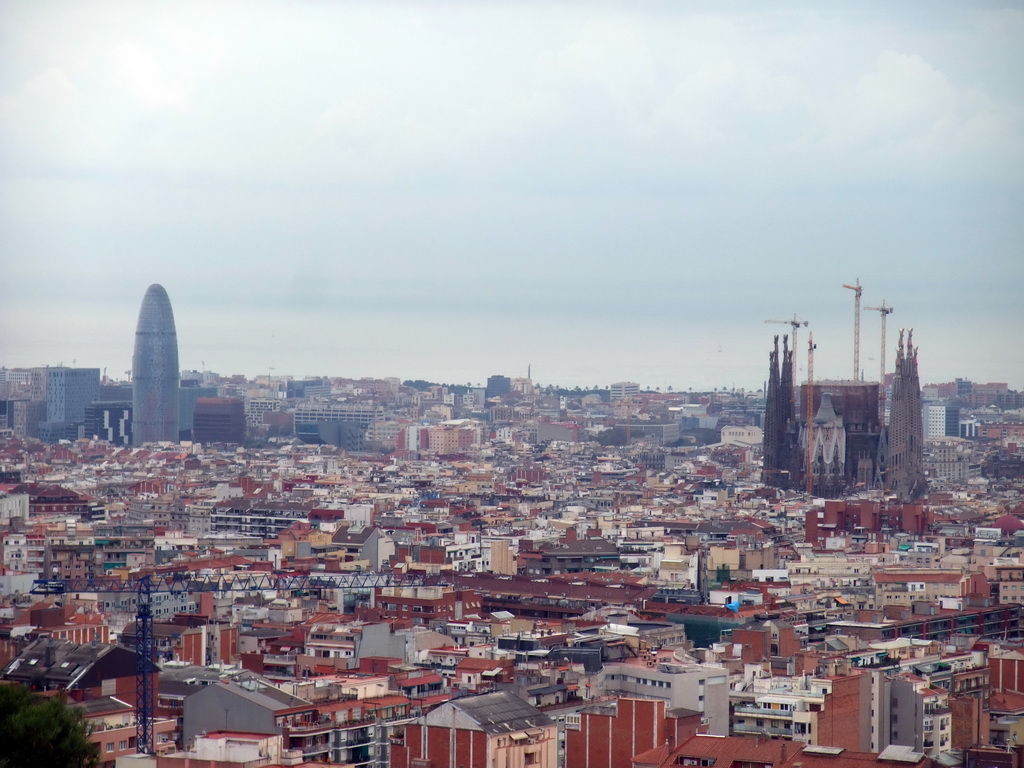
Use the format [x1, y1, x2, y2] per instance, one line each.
[132, 283, 180, 444]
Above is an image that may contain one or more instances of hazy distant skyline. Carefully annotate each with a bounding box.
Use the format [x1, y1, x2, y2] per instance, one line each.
[2, 1, 1022, 390]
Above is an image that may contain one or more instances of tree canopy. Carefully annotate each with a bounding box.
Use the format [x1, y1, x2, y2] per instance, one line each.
[0, 684, 99, 768]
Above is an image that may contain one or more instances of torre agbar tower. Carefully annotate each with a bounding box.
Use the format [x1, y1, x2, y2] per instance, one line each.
[132, 284, 179, 445]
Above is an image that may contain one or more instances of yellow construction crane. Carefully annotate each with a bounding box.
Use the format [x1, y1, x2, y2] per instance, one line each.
[805, 333, 816, 496]
[864, 300, 894, 422]
[764, 314, 809, 362]
[842, 279, 863, 380]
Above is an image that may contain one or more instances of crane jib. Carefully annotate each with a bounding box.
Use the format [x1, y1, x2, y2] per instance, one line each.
[31, 571, 440, 754]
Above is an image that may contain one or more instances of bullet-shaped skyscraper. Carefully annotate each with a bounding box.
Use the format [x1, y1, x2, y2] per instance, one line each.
[132, 284, 179, 444]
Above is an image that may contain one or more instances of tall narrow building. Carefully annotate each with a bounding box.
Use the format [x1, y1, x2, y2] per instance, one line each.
[132, 284, 179, 444]
[762, 336, 784, 485]
[887, 330, 926, 501]
[763, 335, 796, 489]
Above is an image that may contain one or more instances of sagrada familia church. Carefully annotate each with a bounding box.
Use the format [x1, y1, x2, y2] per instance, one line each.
[762, 331, 926, 501]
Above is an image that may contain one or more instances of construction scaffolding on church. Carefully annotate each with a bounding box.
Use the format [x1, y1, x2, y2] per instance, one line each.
[762, 331, 925, 501]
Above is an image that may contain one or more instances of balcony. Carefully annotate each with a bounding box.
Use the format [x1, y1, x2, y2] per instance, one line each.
[262, 653, 298, 666]
[89, 720, 134, 733]
[287, 719, 334, 737]
[378, 712, 416, 725]
[302, 741, 331, 758]
[734, 722, 793, 737]
[335, 732, 374, 749]
[733, 706, 794, 719]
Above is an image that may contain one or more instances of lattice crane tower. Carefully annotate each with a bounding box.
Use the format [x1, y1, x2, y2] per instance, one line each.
[842, 279, 863, 380]
[864, 300, 894, 421]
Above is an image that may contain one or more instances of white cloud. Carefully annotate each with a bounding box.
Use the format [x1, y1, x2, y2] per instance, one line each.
[811, 50, 1024, 181]
[3, 4, 1019, 190]
[0, 67, 89, 166]
[108, 41, 190, 113]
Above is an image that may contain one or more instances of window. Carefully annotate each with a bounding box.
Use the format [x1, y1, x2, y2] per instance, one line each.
[106, 743, 114, 753]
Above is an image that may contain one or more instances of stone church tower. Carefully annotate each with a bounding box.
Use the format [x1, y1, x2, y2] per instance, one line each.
[887, 330, 927, 501]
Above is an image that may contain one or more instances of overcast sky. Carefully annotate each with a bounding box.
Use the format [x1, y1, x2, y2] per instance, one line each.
[2, 1, 1021, 391]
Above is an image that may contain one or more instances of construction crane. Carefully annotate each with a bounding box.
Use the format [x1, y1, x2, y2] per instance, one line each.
[864, 300, 894, 422]
[764, 314, 809, 365]
[842, 279, 863, 380]
[31, 571, 430, 755]
[805, 333, 816, 496]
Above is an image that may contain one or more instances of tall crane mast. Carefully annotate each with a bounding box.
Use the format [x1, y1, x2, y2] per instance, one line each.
[805, 333, 816, 496]
[864, 300, 894, 423]
[842, 279, 863, 380]
[764, 314, 809, 365]
[32, 571, 430, 755]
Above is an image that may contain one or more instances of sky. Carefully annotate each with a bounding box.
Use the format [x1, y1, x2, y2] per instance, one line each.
[1, 1, 1022, 392]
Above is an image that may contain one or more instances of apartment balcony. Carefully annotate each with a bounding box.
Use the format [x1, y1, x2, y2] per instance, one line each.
[262, 653, 298, 665]
[301, 741, 331, 759]
[335, 732, 374, 749]
[334, 742, 376, 766]
[734, 722, 794, 738]
[287, 719, 334, 737]
[733, 706, 795, 719]
[334, 753, 374, 768]
[378, 713, 417, 725]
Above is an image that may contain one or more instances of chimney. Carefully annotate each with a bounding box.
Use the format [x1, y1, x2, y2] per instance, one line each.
[44, 639, 56, 667]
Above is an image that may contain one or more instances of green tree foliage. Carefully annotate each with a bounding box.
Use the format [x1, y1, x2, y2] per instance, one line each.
[402, 379, 433, 391]
[0, 684, 99, 768]
[595, 426, 628, 446]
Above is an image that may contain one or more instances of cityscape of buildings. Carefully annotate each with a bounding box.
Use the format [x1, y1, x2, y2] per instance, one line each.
[0, 282, 1022, 768]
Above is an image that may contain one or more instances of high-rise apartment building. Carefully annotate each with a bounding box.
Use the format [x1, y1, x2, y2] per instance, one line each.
[0, 400, 46, 438]
[178, 383, 218, 440]
[192, 398, 246, 445]
[923, 404, 960, 439]
[29, 366, 101, 442]
[609, 381, 640, 401]
[484, 375, 511, 400]
[132, 284, 180, 445]
[84, 402, 132, 445]
[38, 367, 101, 424]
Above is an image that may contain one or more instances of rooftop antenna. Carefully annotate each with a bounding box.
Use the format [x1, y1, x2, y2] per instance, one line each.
[842, 279, 863, 380]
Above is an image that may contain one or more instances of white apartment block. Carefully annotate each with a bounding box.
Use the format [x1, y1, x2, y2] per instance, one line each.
[609, 382, 640, 401]
[292, 404, 384, 427]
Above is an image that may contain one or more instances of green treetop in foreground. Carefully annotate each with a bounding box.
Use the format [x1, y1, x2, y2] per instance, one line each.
[0, 684, 99, 768]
